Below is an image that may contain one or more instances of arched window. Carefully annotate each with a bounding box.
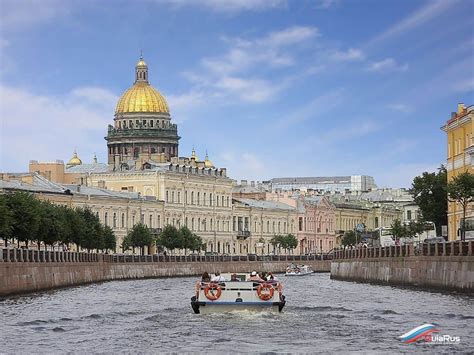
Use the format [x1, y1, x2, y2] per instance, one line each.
[104, 212, 108, 226]
[113, 213, 117, 228]
[197, 192, 200, 205]
[209, 193, 212, 206]
[149, 214, 153, 228]
[157, 215, 161, 227]
[177, 191, 180, 203]
[198, 218, 201, 231]
[121, 213, 125, 228]
[203, 193, 207, 206]
[191, 191, 194, 204]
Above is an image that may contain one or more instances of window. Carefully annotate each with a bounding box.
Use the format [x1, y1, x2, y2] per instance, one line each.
[104, 212, 108, 226]
[204, 193, 207, 206]
[197, 192, 200, 205]
[172, 191, 175, 203]
[150, 120, 153, 128]
[149, 215, 153, 228]
[113, 213, 117, 228]
[166, 191, 169, 202]
[191, 191, 194, 205]
[299, 217, 303, 231]
[177, 191, 180, 203]
[121, 213, 125, 228]
[209, 193, 212, 206]
[407, 210, 412, 220]
[157, 215, 161, 227]
[222, 196, 224, 206]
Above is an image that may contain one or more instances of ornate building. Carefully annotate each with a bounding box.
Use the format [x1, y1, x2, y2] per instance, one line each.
[106, 56, 180, 169]
[442, 103, 473, 240]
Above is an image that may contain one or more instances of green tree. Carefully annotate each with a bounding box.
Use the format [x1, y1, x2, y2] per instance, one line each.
[411, 166, 447, 236]
[6, 192, 41, 248]
[390, 219, 408, 241]
[270, 234, 284, 254]
[180, 226, 194, 255]
[37, 201, 64, 249]
[158, 225, 182, 253]
[447, 171, 474, 241]
[126, 223, 153, 255]
[0, 194, 13, 246]
[77, 208, 103, 252]
[102, 225, 116, 253]
[283, 234, 298, 252]
[342, 230, 356, 247]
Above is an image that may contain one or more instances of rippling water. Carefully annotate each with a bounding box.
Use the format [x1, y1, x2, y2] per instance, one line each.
[1, 274, 473, 353]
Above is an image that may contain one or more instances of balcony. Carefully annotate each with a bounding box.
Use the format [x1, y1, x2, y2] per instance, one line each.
[236, 230, 250, 240]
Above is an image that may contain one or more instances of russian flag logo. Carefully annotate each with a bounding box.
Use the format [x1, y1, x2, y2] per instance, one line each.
[399, 324, 439, 343]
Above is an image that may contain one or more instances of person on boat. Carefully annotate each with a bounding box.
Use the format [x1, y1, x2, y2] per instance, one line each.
[211, 271, 225, 282]
[201, 272, 211, 283]
[249, 271, 263, 281]
[266, 272, 278, 282]
[230, 273, 239, 281]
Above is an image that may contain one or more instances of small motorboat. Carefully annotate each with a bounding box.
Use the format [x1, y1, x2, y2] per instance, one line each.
[285, 264, 313, 276]
[191, 273, 286, 314]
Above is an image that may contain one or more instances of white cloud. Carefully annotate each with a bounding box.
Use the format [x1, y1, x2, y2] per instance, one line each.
[368, 58, 408, 73]
[159, 0, 286, 13]
[315, 0, 339, 9]
[368, 0, 458, 45]
[0, 0, 71, 30]
[331, 48, 365, 61]
[0, 84, 117, 172]
[387, 103, 413, 113]
[276, 89, 344, 128]
[181, 26, 319, 105]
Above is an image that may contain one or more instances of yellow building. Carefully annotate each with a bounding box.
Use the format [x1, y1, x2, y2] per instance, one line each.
[442, 103, 474, 241]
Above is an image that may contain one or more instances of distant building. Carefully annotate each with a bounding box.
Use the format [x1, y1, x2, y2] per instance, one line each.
[269, 175, 377, 193]
[442, 103, 473, 241]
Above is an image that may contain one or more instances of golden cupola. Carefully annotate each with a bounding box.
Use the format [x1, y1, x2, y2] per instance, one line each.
[204, 152, 214, 168]
[115, 55, 169, 114]
[67, 150, 82, 166]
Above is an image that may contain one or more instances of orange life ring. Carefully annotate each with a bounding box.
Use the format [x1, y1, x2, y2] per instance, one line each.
[257, 283, 274, 301]
[204, 283, 222, 301]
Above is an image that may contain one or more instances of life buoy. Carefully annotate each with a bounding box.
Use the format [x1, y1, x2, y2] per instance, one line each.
[204, 283, 222, 301]
[257, 283, 274, 301]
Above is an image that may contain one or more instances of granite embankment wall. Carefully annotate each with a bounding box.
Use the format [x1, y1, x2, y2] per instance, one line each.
[331, 256, 474, 292]
[0, 259, 330, 297]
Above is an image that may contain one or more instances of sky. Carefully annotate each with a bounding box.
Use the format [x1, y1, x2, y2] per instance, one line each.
[0, 0, 473, 188]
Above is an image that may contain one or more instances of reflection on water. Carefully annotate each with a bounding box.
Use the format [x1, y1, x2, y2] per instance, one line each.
[1, 274, 473, 353]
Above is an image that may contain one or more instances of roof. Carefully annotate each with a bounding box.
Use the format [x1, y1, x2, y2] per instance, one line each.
[66, 163, 109, 174]
[233, 198, 295, 211]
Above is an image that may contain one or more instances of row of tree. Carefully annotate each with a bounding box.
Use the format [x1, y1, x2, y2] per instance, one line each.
[412, 169, 473, 240]
[0, 192, 116, 252]
[122, 224, 205, 255]
[269, 234, 298, 252]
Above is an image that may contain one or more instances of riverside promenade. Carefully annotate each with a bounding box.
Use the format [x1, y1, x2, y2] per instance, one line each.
[0, 248, 330, 296]
[331, 241, 474, 293]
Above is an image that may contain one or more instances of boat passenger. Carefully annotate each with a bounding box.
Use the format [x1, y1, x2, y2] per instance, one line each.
[230, 273, 239, 281]
[201, 272, 211, 283]
[211, 271, 225, 282]
[266, 272, 278, 282]
[249, 271, 263, 281]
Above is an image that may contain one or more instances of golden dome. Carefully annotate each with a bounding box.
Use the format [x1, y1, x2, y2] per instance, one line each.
[204, 152, 214, 168]
[136, 58, 147, 68]
[68, 151, 82, 166]
[116, 82, 169, 114]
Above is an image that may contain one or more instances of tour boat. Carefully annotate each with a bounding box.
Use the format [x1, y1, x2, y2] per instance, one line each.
[285, 264, 313, 276]
[191, 273, 286, 314]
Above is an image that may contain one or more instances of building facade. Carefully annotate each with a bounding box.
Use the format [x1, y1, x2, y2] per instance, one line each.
[269, 175, 377, 193]
[442, 103, 474, 241]
[0, 174, 165, 251]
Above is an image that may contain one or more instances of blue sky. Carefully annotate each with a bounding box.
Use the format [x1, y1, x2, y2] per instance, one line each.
[0, 0, 473, 187]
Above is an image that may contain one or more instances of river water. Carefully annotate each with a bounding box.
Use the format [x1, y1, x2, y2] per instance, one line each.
[1, 274, 473, 354]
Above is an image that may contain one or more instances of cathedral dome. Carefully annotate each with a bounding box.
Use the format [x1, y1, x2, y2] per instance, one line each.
[115, 83, 169, 114]
[115, 56, 169, 114]
[68, 150, 82, 166]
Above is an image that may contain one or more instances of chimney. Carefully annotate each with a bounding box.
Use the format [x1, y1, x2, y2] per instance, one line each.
[458, 103, 465, 114]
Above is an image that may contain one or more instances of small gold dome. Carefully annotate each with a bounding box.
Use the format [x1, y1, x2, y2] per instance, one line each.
[136, 58, 147, 68]
[116, 82, 169, 114]
[68, 151, 82, 166]
[204, 152, 214, 168]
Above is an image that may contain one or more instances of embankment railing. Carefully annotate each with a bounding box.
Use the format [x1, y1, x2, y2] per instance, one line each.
[0, 248, 332, 264]
[333, 241, 473, 260]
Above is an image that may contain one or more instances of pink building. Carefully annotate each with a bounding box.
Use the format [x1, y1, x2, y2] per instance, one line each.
[296, 196, 336, 254]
